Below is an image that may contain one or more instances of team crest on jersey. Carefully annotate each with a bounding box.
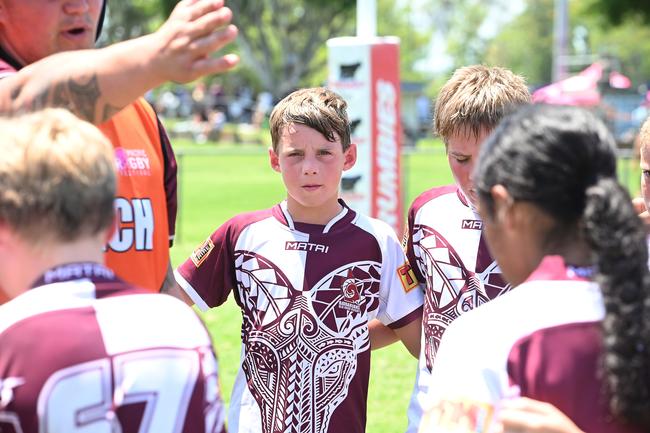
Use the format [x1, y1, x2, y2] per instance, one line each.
[191, 238, 214, 267]
[397, 262, 418, 292]
[339, 270, 362, 313]
[114, 147, 152, 177]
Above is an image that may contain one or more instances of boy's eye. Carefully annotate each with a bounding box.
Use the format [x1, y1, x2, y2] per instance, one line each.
[455, 156, 470, 164]
[318, 150, 332, 156]
[643, 170, 650, 178]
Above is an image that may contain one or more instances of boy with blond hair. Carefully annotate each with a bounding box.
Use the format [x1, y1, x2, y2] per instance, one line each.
[0, 109, 225, 433]
[170, 87, 423, 433]
[400, 65, 530, 432]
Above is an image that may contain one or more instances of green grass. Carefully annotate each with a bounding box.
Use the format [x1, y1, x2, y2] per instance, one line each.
[169, 137, 640, 433]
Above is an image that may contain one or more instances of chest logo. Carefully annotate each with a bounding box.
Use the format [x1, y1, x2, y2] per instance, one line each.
[339, 270, 362, 313]
[285, 241, 329, 253]
[114, 147, 152, 177]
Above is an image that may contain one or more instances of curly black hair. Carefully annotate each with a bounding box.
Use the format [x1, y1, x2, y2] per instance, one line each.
[475, 104, 650, 428]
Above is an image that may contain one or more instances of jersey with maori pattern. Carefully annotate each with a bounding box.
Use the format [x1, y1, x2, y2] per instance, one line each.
[0, 263, 225, 433]
[176, 201, 423, 433]
[405, 185, 510, 433]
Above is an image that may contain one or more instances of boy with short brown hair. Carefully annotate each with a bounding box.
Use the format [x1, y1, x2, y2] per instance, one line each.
[171, 87, 423, 433]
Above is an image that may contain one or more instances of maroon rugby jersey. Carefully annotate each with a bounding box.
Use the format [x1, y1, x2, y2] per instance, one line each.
[405, 185, 511, 432]
[420, 256, 643, 433]
[0, 262, 225, 433]
[175, 201, 424, 433]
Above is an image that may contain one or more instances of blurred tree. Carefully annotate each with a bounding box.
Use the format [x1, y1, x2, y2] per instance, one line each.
[227, 0, 356, 99]
[590, 0, 650, 25]
[100, 0, 162, 44]
[483, 0, 554, 86]
[480, 0, 650, 88]
[377, 0, 436, 83]
[574, 2, 650, 85]
[100, 0, 436, 97]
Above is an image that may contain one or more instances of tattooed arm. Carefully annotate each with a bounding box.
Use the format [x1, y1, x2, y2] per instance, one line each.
[0, 0, 238, 124]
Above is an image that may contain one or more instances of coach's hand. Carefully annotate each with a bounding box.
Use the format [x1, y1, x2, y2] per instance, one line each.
[148, 0, 239, 83]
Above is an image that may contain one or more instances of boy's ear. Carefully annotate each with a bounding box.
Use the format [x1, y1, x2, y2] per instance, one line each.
[343, 143, 357, 171]
[490, 184, 515, 227]
[268, 147, 281, 173]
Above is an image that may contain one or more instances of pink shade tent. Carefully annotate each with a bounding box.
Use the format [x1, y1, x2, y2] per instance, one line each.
[532, 62, 631, 106]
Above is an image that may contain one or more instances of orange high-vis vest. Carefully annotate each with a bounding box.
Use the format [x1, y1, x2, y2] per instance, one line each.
[100, 99, 170, 291]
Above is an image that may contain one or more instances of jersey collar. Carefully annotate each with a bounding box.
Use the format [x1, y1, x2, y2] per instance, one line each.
[274, 199, 355, 234]
[31, 262, 119, 289]
[525, 255, 594, 283]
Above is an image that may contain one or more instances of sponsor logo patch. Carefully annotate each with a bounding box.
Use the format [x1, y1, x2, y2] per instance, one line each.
[191, 238, 214, 267]
[397, 262, 418, 292]
[114, 147, 152, 177]
[461, 219, 483, 230]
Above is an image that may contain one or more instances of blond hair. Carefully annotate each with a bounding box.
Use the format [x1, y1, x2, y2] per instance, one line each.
[434, 65, 531, 143]
[0, 109, 115, 243]
[269, 87, 351, 153]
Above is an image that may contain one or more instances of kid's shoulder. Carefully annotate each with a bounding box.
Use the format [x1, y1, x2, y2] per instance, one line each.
[409, 184, 458, 214]
[352, 212, 401, 244]
[211, 207, 276, 240]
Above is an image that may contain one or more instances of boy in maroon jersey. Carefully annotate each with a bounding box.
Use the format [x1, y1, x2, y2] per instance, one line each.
[0, 109, 225, 433]
[168, 87, 423, 433]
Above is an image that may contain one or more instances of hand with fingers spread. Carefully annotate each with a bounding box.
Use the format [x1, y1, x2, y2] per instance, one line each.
[148, 0, 240, 84]
[494, 398, 585, 433]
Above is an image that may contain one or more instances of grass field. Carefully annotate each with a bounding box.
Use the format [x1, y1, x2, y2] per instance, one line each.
[168, 137, 641, 432]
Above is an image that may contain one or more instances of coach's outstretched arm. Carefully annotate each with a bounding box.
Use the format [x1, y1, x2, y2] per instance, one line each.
[0, 0, 238, 125]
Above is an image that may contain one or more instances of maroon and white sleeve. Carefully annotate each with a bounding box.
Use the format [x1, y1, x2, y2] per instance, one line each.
[175, 220, 238, 311]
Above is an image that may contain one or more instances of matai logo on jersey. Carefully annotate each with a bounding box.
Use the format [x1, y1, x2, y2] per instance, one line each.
[114, 147, 152, 177]
[191, 238, 214, 267]
[339, 270, 361, 313]
[461, 219, 483, 230]
[285, 241, 329, 253]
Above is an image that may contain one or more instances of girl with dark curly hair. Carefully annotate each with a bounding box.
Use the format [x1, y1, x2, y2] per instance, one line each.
[419, 104, 650, 433]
